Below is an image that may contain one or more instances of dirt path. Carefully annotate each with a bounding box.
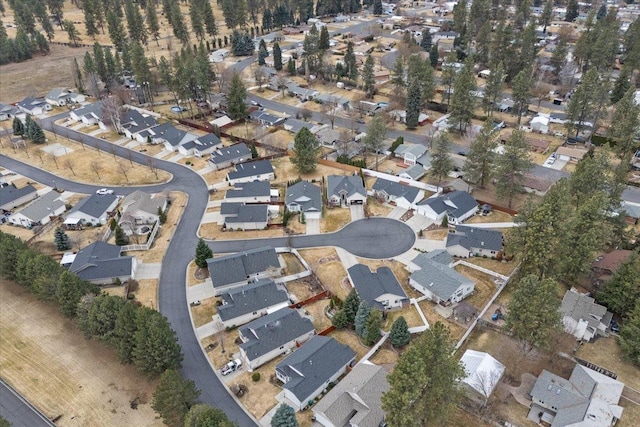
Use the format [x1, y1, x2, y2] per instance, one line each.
[0, 280, 161, 427]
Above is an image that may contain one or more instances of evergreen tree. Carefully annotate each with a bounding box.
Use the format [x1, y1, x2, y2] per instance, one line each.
[540, 0, 553, 32]
[231, 30, 254, 56]
[331, 308, 348, 329]
[598, 254, 640, 318]
[287, 57, 296, 76]
[463, 120, 497, 187]
[342, 289, 360, 325]
[619, 301, 640, 366]
[363, 310, 382, 345]
[391, 56, 405, 90]
[273, 42, 283, 70]
[125, 0, 147, 45]
[506, 275, 561, 352]
[227, 73, 248, 120]
[114, 225, 129, 246]
[429, 44, 439, 68]
[449, 58, 476, 134]
[382, 322, 464, 426]
[63, 20, 81, 47]
[93, 42, 108, 83]
[430, 131, 454, 184]
[189, 0, 206, 42]
[405, 78, 421, 129]
[24, 115, 35, 140]
[107, 10, 127, 51]
[271, 403, 298, 427]
[420, 30, 431, 52]
[354, 301, 371, 338]
[54, 227, 71, 250]
[610, 68, 630, 104]
[565, 68, 603, 138]
[152, 369, 200, 427]
[31, 121, 45, 144]
[565, 0, 579, 22]
[373, 0, 383, 15]
[55, 270, 91, 318]
[511, 68, 532, 125]
[549, 36, 568, 81]
[389, 316, 410, 347]
[146, 1, 161, 45]
[609, 88, 640, 161]
[483, 61, 505, 116]
[494, 129, 532, 208]
[344, 41, 357, 81]
[363, 115, 387, 170]
[291, 127, 321, 173]
[319, 26, 330, 52]
[77, 294, 127, 340]
[202, 0, 218, 40]
[361, 55, 375, 97]
[195, 238, 213, 268]
[114, 301, 139, 363]
[258, 38, 268, 66]
[185, 404, 236, 427]
[132, 308, 183, 375]
[12, 117, 24, 136]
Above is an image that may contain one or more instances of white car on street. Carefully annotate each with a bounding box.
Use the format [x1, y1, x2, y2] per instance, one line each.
[96, 188, 114, 195]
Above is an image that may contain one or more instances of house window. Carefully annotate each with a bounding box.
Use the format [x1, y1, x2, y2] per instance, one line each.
[491, 251, 496, 254]
[253, 311, 257, 315]
[279, 345, 284, 350]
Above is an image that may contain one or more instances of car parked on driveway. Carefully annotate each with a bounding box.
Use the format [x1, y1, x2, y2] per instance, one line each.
[221, 359, 243, 376]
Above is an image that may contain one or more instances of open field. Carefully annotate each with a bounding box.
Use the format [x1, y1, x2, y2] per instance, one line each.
[0, 279, 160, 427]
[3, 134, 171, 186]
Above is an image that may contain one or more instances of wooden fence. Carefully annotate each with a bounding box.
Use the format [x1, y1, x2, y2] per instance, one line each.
[289, 290, 330, 309]
[27, 217, 62, 246]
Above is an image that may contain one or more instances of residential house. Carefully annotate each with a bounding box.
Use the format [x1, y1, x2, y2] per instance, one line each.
[316, 94, 351, 110]
[226, 160, 275, 185]
[0, 103, 22, 122]
[313, 362, 390, 427]
[118, 190, 167, 235]
[556, 146, 588, 163]
[249, 110, 287, 127]
[220, 202, 269, 230]
[409, 251, 475, 304]
[45, 88, 85, 106]
[347, 264, 409, 310]
[373, 69, 391, 83]
[210, 114, 233, 129]
[327, 175, 367, 207]
[286, 83, 319, 101]
[285, 181, 322, 219]
[275, 336, 356, 411]
[500, 131, 550, 153]
[225, 181, 272, 204]
[68, 241, 137, 285]
[592, 250, 634, 278]
[560, 288, 613, 342]
[0, 183, 38, 211]
[178, 133, 222, 157]
[359, 100, 381, 116]
[17, 97, 51, 116]
[209, 143, 252, 170]
[523, 174, 555, 197]
[217, 279, 290, 328]
[148, 123, 197, 151]
[388, 110, 429, 126]
[206, 247, 282, 295]
[394, 143, 429, 166]
[238, 308, 315, 371]
[122, 110, 159, 142]
[64, 194, 119, 226]
[416, 191, 478, 224]
[8, 191, 66, 228]
[316, 127, 343, 148]
[398, 164, 426, 181]
[283, 118, 318, 135]
[530, 115, 550, 134]
[371, 178, 424, 209]
[528, 365, 624, 427]
[69, 102, 106, 130]
[460, 350, 505, 403]
[446, 225, 503, 258]
[208, 48, 229, 63]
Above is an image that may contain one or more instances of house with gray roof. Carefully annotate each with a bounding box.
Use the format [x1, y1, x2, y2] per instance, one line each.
[178, 133, 222, 157]
[226, 160, 275, 185]
[238, 308, 316, 371]
[0, 103, 22, 122]
[416, 191, 478, 224]
[65, 193, 119, 226]
[445, 225, 503, 258]
[68, 241, 137, 285]
[528, 365, 624, 427]
[316, 127, 343, 148]
[409, 252, 475, 304]
[371, 178, 424, 209]
[315, 93, 351, 110]
[560, 288, 613, 342]
[0, 183, 38, 211]
[460, 350, 505, 402]
[220, 202, 269, 230]
[327, 175, 367, 207]
[347, 264, 408, 310]
[148, 123, 198, 151]
[249, 110, 287, 127]
[313, 362, 390, 427]
[118, 190, 167, 235]
[394, 143, 429, 166]
[217, 279, 290, 328]
[206, 247, 282, 295]
[275, 336, 356, 411]
[69, 101, 106, 130]
[17, 97, 51, 116]
[286, 83, 319, 101]
[45, 88, 85, 106]
[225, 181, 272, 204]
[8, 191, 66, 228]
[286, 181, 322, 219]
[209, 143, 252, 170]
[283, 118, 321, 135]
[122, 110, 159, 142]
[398, 164, 426, 181]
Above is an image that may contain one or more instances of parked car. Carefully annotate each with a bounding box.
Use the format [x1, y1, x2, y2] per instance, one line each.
[96, 188, 114, 195]
[221, 359, 243, 376]
[610, 319, 620, 334]
[190, 300, 201, 307]
[481, 204, 492, 215]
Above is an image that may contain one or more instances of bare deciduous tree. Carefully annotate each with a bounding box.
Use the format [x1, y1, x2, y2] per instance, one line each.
[102, 96, 125, 133]
[147, 157, 159, 179]
[63, 158, 76, 176]
[322, 100, 339, 129]
[117, 161, 129, 181]
[90, 160, 101, 179]
[254, 67, 267, 91]
[49, 152, 59, 169]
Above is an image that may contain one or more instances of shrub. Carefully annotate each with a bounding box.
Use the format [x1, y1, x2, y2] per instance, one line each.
[252, 372, 261, 382]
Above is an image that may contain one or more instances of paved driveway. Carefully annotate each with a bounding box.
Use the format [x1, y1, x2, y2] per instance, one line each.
[350, 204, 365, 220]
[134, 262, 162, 280]
[188, 281, 216, 302]
[306, 217, 320, 234]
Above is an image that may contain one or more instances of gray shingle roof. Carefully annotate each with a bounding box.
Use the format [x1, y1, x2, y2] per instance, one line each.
[120, 190, 165, 217]
[217, 279, 289, 323]
[69, 241, 134, 282]
[239, 308, 315, 362]
[286, 181, 322, 213]
[72, 101, 104, 120]
[13, 191, 65, 222]
[399, 164, 425, 180]
[560, 289, 612, 333]
[410, 258, 473, 301]
[206, 247, 280, 289]
[446, 225, 503, 252]
[180, 133, 222, 151]
[327, 175, 365, 198]
[372, 178, 420, 203]
[413, 250, 454, 267]
[227, 160, 274, 180]
[249, 110, 286, 126]
[0, 183, 37, 208]
[222, 203, 269, 224]
[150, 123, 195, 146]
[313, 362, 389, 427]
[418, 191, 478, 219]
[347, 264, 407, 310]
[284, 118, 313, 134]
[225, 181, 271, 199]
[394, 143, 428, 158]
[68, 194, 118, 219]
[122, 110, 158, 134]
[622, 185, 640, 205]
[276, 336, 356, 404]
[209, 143, 251, 165]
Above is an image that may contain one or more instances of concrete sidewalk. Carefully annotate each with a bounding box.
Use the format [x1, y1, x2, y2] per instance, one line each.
[335, 247, 358, 269]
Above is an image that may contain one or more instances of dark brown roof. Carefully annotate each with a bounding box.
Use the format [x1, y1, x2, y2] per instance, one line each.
[592, 250, 633, 273]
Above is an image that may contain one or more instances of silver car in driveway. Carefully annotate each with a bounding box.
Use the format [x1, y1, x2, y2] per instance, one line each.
[221, 359, 242, 376]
